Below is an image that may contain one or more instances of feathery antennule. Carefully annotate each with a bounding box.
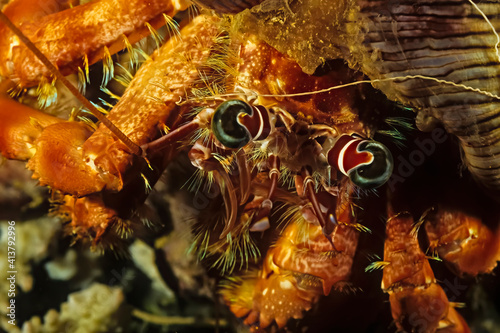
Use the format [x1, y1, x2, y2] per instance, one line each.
[98, 97, 114, 109]
[140, 173, 153, 193]
[184, 168, 216, 194]
[187, 3, 200, 21]
[122, 35, 142, 71]
[426, 254, 442, 262]
[76, 113, 98, 131]
[377, 116, 414, 148]
[213, 223, 261, 274]
[283, 202, 303, 225]
[279, 165, 295, 190]
[311, 170, 324, 192]
[347, 222, 371, 234]
[99, 86, 121, 101]
[77, 68, 87, 96]
[212, 152, 235, 174]
[364, 260, 391, 273]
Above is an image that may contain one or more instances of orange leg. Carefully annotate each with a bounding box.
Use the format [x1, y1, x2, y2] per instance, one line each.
[0, 0, 191, 87]
[0, 16, 225, 247]
[383, 204, 470, 333]
[0, 15, 223, 196]
[425, 204, 500, 277]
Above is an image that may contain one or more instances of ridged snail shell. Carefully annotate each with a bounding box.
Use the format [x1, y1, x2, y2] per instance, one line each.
[351, 0, 500, 197]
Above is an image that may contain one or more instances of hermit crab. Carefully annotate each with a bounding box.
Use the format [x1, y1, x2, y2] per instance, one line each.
[0, 0, 499, 332]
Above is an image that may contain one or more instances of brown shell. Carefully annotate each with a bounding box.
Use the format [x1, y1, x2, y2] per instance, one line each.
[352, 0, 500, 199]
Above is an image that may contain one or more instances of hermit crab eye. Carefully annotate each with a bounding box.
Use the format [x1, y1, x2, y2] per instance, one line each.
[348, 140, 393, 189]
[327, 134, 394, 189]
[212, 100, 253, 149]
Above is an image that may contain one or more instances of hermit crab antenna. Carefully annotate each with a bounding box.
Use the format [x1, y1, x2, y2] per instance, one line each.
[0, 11, 142, 156]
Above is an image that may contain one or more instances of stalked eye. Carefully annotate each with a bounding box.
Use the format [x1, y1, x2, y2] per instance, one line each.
[212, 99, 273, 149]
[212, 100, 253, 149]
[327, 134, 393, 189]
[348, 140, 393, 189]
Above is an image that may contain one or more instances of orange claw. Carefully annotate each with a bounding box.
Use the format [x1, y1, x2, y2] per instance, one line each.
[425, 205, 500, 277]
[383, 205, 470, 333]
[1, 16, 224, 247]
[2, 15, 223, 198]
[0, 97, 110, 196]
[0, 0, 191, 87]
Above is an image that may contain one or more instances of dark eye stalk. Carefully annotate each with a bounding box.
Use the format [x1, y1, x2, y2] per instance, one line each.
[327, 134, 394, 189]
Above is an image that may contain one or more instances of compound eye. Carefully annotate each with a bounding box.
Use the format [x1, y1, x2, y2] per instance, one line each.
[348, 141, 394, 189]
[212, 100, 253, 149]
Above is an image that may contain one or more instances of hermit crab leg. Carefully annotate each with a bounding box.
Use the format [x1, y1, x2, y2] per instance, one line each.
[188, 140, 238, 239]
[0, 10, 142, 156]
[424, 205, 500, 277]
[249, 154, 280, 231]
[0, 14, 225, 201]
[298, 167, 337, 248]
[0, 96, 64, 160]
[382, 205, 470, 333]
[0, 0, 191, 87]
[235, 149, 251, 205]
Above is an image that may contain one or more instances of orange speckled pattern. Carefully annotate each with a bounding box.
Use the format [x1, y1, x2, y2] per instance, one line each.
[79, 15, 223, 194]
[273, 216, 359, 295]
[382, 210, 434, 289]
[0, 0, 189, 86]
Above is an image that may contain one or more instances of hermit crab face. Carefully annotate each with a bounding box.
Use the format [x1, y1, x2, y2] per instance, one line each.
[211, 99, 271, 149]
[328, 135, 394, 189]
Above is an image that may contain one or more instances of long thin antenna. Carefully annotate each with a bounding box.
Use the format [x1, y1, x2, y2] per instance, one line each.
[0, 11, 142, 156]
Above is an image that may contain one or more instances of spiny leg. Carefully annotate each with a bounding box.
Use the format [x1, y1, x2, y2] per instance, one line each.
[382, 201, 470, 333]
[297, 167, 337, 249]
[249, 154, 280, 232]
